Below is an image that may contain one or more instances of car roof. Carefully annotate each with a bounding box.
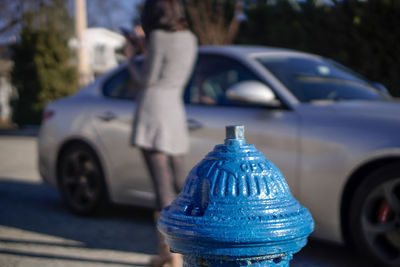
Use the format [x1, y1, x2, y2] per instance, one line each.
[198, 45, 318, 59]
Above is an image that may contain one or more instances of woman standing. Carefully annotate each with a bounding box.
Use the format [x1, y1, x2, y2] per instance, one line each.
[126, 0, 197, 266]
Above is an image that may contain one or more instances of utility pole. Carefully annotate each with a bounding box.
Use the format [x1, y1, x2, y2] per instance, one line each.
[74, 0, 91, 87]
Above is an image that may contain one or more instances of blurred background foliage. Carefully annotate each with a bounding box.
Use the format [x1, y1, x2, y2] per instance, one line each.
[185, 0, 242, 45]
[11, 0, 77, 125]
[235, 0, 400, 96]
[2, 0, 400, 125]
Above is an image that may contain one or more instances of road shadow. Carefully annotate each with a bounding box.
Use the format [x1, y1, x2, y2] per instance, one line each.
[0, 248, 147, 266]
[0, 178, 157, 255]
[293, 238, 373, 267]
[0, 125, 39, 137]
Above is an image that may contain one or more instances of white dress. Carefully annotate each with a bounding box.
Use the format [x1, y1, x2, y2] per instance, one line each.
[130, 29, 197, 155]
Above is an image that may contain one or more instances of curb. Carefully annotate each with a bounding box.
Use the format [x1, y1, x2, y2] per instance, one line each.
[0, 125, 39, 137]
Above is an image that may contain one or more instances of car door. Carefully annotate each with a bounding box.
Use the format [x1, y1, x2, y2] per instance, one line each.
[184, 54, 301, 195]
[91, 66, 154, 205]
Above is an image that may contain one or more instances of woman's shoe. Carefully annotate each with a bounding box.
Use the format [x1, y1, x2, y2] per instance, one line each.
[150, 253, 182, 267]
[170, 253, 182, 267]
[150, 254, 172, 267]
[151, 212, 182, 267]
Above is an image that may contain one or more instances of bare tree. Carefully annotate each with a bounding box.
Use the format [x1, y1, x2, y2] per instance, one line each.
[186, 0, 244, 45]
[0, 0, 48, 35]
[0, 1, 22, 35]
[0, 0, 60, 40]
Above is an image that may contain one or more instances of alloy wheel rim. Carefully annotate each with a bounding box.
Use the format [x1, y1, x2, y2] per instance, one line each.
[61, 150, 101, 211]
[361, 177, 400, 265]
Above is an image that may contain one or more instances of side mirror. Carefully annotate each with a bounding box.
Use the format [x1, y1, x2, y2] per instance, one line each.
[226, 80, 277, 105]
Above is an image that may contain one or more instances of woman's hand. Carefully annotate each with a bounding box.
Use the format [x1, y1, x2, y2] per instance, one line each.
[124, 41, 136, 59]
[124, 26, 147, 59]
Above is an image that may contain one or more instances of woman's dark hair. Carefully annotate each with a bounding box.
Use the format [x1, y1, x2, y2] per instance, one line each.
[141, 0, 188, 36]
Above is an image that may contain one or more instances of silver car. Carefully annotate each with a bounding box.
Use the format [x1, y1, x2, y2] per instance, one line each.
[38, 46, 400, 266]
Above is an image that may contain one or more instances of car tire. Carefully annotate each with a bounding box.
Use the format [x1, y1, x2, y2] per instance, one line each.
[349, 163, 400, 267]
[58, 143, 108, 215]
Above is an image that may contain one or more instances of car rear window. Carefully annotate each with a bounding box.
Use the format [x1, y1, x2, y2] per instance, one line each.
[103, 59, 143, 100]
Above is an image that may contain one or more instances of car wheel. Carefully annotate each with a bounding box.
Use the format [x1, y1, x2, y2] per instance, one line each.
[58, 143, 107, 215]
[349, 163, 400, 266]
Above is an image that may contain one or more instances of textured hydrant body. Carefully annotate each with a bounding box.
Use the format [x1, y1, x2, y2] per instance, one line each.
[158, 125, 314, 266]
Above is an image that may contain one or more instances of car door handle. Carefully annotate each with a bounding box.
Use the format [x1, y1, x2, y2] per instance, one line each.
[97, 111, 117, 121]
[187, 118, 202, 131]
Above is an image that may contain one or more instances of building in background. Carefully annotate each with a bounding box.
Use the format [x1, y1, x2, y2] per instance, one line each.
[0, 44, 15, 127]
[69, 27, 125, 78]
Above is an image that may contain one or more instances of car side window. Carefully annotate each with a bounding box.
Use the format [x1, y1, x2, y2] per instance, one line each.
[103, 60, 143, 100]
[184, 54, 261, 106]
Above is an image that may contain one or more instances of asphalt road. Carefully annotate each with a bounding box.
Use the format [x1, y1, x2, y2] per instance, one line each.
[0, 134, 373, 266]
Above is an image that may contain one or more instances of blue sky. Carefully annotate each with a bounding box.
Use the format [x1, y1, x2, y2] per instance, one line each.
[91, 0, 143, 29]
[68, 0, 144, 31]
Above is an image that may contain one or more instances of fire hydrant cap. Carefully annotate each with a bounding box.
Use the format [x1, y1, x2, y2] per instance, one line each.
[158, 125, 314, 260]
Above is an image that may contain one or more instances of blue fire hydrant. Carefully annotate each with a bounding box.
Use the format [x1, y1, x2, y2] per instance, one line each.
[158, 125, 314, 266]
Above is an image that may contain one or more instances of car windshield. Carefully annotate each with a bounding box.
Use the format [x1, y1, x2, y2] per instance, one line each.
[256, 55, 386, 103]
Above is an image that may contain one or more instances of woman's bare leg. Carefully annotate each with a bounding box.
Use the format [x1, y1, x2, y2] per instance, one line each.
[169, 155, 186, 193]
[141, 149, 182, 267]
[142, 149, 175, 210]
